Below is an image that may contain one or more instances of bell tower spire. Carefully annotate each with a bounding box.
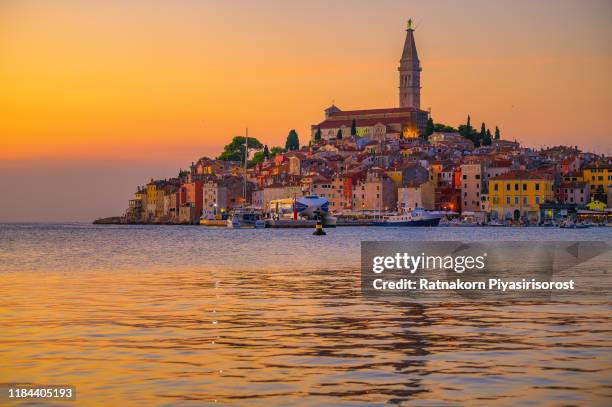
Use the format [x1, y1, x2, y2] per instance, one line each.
[399, 19, 421, 109]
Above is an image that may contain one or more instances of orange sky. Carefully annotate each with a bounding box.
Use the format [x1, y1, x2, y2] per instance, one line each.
[0, 0, 611, 221]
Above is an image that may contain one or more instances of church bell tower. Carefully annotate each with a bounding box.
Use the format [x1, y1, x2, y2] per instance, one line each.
[399, 19, 421, 109]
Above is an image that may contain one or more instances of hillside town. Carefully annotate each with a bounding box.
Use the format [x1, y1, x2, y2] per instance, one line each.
[122, 21, 611, 226]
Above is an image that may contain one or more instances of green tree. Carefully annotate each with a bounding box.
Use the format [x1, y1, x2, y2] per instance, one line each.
[314, 127, 322, 142]
[263, 145, 270, 159]
[270, 146, 286, 157]
[217, 136, 263, 165]
[350, 119, 357, 137]
[480, 122, 486, 142]
[483, 129, 492, 146]
[285, 129, 300, 151]
[434, 123, 457, 132]
[421, 117, 434, 140]
[494, 126, 500, 140]
[336, 128, 342, 140]
[249, 151, 265, 167]
[460, 115, 473, 139]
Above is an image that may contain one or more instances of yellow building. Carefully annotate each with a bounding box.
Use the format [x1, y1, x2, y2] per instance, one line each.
[489, 170, 553, 222]
[145, 181, 158, 220]
[428, 162, 444, 187]
[583, 164, 610, 199]
[563, 172, 584, 183]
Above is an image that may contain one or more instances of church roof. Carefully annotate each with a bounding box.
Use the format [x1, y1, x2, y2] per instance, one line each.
[490, 170, 549, 181]
[328, 106, 422, 117]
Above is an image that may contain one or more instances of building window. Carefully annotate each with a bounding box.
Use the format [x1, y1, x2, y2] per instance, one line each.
[514, 197, 519, 204]
[535, 183, 540, 191]
[514, 183, 519, 191]
[523, 197, 527, 205]
[522, 183, 527, 191]
[506, 184, 510, 191]
[506, 197, 511, 204]
[475, 174, 480, 179]
[535, 196, 540, 204]
[494, 183, 498, 191]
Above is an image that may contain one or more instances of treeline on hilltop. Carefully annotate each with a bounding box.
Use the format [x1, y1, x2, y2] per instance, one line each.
[217, 129, 300, 167]
[420, 115, 501, 147]
[216, 115, 501, 167]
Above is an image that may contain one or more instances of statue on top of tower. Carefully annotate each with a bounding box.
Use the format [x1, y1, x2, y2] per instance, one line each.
[398, 19, 421, 109]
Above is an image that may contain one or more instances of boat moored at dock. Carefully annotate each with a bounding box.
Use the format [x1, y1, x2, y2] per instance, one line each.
[227, 208, 266, 229]
[373, 208, 443, 227]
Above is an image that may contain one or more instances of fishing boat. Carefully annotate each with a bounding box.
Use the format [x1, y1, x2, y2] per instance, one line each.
[227, 208, 266, 229]
[373, 208, 442, 227]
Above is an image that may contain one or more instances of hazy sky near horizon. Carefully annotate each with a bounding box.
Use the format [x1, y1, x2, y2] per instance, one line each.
[1, 0, 611, 221]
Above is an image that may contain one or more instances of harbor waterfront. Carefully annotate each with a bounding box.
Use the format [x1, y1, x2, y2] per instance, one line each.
[114, 21, 611, 230]
[1, 223, 611, 405]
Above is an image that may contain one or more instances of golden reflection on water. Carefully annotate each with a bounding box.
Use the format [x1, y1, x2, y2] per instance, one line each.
[0, 266, 611, 406]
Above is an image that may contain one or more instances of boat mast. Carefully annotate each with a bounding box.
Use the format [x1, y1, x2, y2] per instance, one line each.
[243, 127, 248, 205]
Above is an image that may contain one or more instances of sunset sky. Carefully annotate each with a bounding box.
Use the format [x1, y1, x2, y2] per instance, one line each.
[1, 0, 611, 221]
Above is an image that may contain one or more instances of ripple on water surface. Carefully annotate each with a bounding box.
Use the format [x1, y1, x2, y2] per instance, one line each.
[0, 223, 611, 405]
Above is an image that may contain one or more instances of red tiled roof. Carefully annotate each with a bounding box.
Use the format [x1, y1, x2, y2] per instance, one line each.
[329, 107, 423, 116]
[583, 162, 611, 170]
[490, 170, 549, 181]
[491, 159, 512, 168]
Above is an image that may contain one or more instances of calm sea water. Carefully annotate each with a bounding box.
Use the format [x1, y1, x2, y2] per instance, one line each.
[0, 224, 611, 406]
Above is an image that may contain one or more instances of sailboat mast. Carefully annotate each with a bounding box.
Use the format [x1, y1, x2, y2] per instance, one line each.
[243, 127, 248, 204]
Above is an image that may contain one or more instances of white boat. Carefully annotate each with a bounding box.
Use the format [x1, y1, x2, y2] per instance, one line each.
[373, 208, 442, 227]
[268, 195, 337, 227]
[227, 128, 266, 229]
[227, 208, 266, 229]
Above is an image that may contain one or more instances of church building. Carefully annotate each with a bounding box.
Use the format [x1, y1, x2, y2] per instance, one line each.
[311, 20, 429, 142]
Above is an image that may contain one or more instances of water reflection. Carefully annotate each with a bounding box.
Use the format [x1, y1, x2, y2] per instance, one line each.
[0, 224, 611, 405]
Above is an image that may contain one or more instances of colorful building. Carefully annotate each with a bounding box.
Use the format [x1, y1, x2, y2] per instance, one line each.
[583, 163, 610, 202]
[489, 170, 554, 222]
